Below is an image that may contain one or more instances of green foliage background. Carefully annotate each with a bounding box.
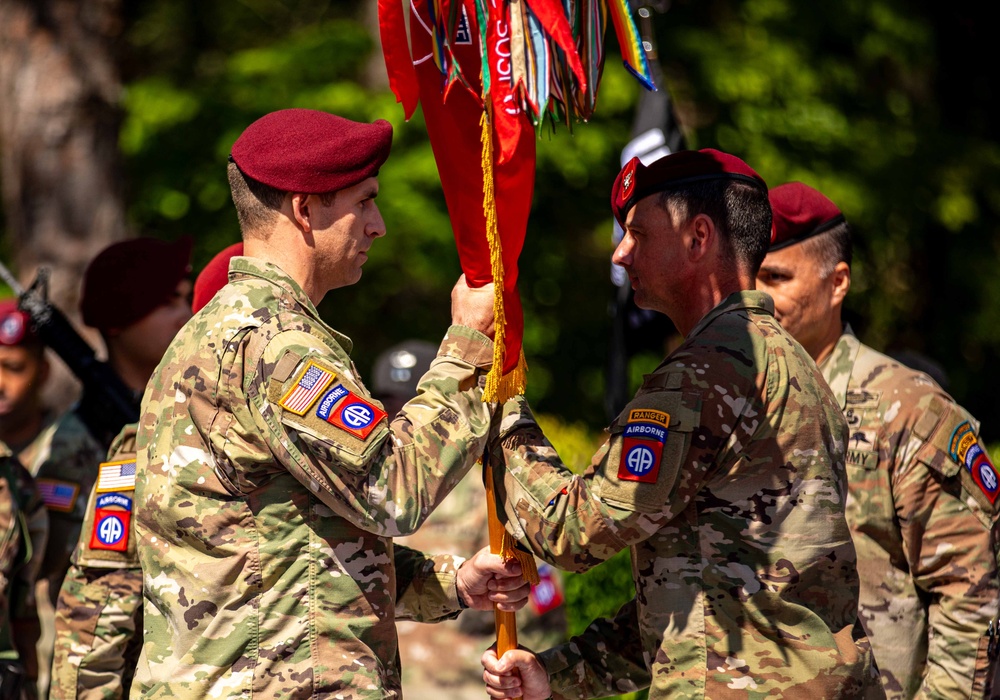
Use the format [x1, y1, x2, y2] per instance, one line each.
[2, 3, 996, 696]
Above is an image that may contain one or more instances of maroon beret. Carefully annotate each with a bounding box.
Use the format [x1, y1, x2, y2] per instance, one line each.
[192, 242, 243, 314]
[612, 148, 767, 227]
[0, 298, 36, 346]
[768, 182, 845, 251]
[230, 109, 393, 194]
[80, 236, 193, 331]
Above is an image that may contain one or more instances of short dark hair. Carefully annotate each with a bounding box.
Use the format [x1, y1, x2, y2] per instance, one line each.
[227, 162, 285, 238]
[658, 179, 772, 274]
[799, 221, 852, 276]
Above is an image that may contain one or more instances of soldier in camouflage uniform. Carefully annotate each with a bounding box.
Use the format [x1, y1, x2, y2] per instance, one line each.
[49, 241, 244, 700]
[0, 440, 47, 700]
[8, 237, 193, 699]
[482, 150, 883, 699]
[756, 181, 1000, 699]
[132, 108, 530, 699]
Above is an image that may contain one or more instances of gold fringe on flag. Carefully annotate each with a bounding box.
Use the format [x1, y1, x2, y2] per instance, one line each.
[478, 101, 537, 656]
[478, 105, 528, 406]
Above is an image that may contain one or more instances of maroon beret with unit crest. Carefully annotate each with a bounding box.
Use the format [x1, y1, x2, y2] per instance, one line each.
[0, 298, 36, 346]
[768, 182, 845, 251]
[80, 236, 193, 331]
[230, 109, 393, 194]
[192, 242, 243, 314]
[611, 148, 767, 227]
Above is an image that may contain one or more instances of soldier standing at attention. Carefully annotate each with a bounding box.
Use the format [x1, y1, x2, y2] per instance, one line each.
[132, 108, 531, 699]
[0, 440, 47, 700]
[481, 149, 883, 699]
[9, 237, 192, 699]
[755, 181, 1000, 698]
[49, 240, 243, 700]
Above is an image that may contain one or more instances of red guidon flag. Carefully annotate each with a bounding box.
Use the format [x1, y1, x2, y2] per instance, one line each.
[380, 0, 535, 400]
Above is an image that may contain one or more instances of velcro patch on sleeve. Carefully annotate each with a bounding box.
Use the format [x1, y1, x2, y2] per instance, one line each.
[89, 508, 131, 552]
[96, 459, 137, 493]
[36, 478, 80, 513]
[278, 359, 337, 415]
[617, 410, 670, 483]
[315, 386, 388, 441]
[950, 421, 999, 505]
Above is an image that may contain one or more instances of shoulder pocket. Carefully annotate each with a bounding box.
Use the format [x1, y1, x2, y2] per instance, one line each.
[270, 353, 389, 473]
[598, 390, 701, 513]
[914, 396, 998, 515]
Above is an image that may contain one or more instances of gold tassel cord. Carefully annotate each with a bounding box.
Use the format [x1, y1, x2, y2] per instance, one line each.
[478, 101, 538, 657]
[479, 105, 528, 405]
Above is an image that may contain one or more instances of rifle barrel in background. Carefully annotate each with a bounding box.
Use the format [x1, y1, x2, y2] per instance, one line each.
[0, 260, 139, 445]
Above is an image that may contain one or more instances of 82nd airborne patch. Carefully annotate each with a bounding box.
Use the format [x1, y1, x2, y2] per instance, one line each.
[89, 492, 133, 552]
[950, 421, 999, 504]
[617, 409, 670, 483]
[316, 385, 387, 440]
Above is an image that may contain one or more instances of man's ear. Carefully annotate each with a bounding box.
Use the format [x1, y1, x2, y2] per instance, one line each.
[688, 213, 715, 263]
[831, 261, 851, 306]
[290, 193, 312, 233]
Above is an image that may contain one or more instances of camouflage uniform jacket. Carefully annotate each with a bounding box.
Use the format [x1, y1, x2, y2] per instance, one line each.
[50, 424, 143, 700]
[821, 327, 1000, 699]
[490, 291, 883, 699]
[18, 411, 106, 605]
[132, 257, 495, 699]
[0, 442, 47, 668]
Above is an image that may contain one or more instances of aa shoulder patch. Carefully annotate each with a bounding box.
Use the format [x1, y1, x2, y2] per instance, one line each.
[315, 385, 387, 440]
[90, 504, 131, 552]
[96, 459, 137, 493]
[36, 478, 80, 513]
[950, 421, 999, 505]
[617, 409, 670, 483]
[279, 360, 337, 416]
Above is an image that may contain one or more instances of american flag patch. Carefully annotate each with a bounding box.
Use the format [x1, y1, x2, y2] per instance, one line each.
[96, 459, 137, 493]
[279, 360, 336, 416]
[36, 479, 80, 513]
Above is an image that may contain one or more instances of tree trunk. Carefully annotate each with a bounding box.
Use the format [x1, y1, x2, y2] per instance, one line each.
[0, 0, 128, 412]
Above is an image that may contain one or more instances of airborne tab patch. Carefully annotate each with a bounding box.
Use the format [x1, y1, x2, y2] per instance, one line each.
[96, 459, 137, 493]
[950, 421, 999, 504]
[319, 391, 387, 440]
[617, 412, 670, 483]
[279, 360, 336, 416]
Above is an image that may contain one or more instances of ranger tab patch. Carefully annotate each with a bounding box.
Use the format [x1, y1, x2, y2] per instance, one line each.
[617, 409, 670, 483]
[318, 389, 387, 440]
[950, 421, 999, 504]
[279, 360, 336, 415]
[96, 459, 137, 493]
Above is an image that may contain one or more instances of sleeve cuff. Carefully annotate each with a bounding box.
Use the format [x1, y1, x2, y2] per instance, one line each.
[438, 325, 495, 369]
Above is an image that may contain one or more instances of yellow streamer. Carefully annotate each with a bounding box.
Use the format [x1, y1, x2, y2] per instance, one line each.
[479, 106, 528, 405]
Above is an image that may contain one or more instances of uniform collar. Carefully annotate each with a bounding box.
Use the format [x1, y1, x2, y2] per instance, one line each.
[818, 325, 860, 409]
[226, 256, 353, 354]
[686, 290, 775, 339]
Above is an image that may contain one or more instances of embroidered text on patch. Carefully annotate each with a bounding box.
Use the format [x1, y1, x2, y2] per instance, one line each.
[280, 361, 336, 415]
[36, 478, 80, 513]
[320, 391, 387, 440]
[96, 459, 137, 493]
[90, 509, 131, 552]
[949, 421, 999, 504]
[617, 410, 670, 484]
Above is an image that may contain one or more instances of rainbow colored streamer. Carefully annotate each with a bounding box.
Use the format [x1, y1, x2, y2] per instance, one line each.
[607, 0, 655, 91]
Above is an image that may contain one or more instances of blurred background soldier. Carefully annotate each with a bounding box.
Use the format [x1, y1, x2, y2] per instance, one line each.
[0, 439, 47, 700]
[756, 181, 1000, 698]
[49, 240, 239, 700]
[12, 237, 192, 698]
[381, 339, 567, 698]
[0, 302, 51, 465]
